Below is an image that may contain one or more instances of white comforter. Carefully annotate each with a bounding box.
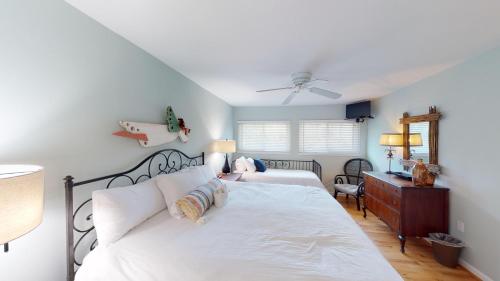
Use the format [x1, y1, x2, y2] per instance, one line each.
[76, 181, 402, 281]
[239, 169, 325, 189]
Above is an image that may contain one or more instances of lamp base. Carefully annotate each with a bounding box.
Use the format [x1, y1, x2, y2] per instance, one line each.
[386, 150, 394, 175]
[222, 154, 230, 174]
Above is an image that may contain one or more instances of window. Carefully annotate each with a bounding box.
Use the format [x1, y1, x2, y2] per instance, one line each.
[299, 120, 361, 155]
[237, 121, 290, 152]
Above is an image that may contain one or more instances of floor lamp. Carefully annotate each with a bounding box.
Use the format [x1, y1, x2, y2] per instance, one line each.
[0, 165, 44, 252]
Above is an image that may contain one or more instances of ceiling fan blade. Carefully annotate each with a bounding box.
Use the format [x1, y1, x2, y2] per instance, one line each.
[282, 92, 298, 105]
[309, 87, 342, 99]
[256, 86, 293, 93]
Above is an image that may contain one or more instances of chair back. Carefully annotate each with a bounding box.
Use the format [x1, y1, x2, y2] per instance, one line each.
[344, 158, 373, 185]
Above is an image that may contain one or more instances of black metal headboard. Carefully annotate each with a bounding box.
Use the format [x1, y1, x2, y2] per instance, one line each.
[64, 149, 204, 281]
[231, 158, 322, 181]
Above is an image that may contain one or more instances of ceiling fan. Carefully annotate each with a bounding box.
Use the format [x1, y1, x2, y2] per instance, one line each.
[256, 72, 342, 105]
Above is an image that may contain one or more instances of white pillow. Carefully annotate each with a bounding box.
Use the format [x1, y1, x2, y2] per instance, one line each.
[194, 165, 217, 181]
[214, 182, 229, 208]
[234, 156, 247, 173]
[156, 167, 207, 219]
[245, 157, 257, 173]
[182, 165, 216, 181]
[92, 178, 166, 246]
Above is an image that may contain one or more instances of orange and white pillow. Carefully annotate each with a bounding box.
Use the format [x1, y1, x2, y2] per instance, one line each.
[176, 178, 226, 221]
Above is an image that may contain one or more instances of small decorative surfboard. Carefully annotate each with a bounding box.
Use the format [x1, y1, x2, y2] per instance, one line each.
[113, 107, 190, 147]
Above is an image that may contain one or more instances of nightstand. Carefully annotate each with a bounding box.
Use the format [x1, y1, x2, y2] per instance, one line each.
[218, 173, 242, 181]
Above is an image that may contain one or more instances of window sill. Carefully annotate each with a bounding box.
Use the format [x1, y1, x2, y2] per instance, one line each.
[297, 152, 362, 157]
[237, 151, 291, 155]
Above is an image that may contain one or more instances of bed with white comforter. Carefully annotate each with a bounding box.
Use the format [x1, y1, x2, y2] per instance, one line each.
[239, 169, 325, 189]
[76, 181, 401, 281]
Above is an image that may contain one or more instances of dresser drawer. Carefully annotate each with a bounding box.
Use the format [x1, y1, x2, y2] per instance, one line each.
[364, 193, 376, 212]
[380, 185, 401, 210]
[379, 204, 400, 232]
[385, 193, 401, 210]
[383, 182, 401, 198]
[365, 178, 401, 209]
[365, 176, 383, 197]
[364, 174, 377, 187]
[365, 194, 400, 232]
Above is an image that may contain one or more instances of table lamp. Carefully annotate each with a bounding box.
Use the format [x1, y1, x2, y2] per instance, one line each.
[0, 165, 44, 252]
[379, 133, 403, 174]
[213, 139, 236, 174]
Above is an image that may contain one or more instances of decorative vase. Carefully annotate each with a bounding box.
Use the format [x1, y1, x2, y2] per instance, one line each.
[412, 159, 436, 187]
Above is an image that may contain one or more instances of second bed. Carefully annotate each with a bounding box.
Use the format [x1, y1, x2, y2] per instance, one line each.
[234, 158, 325, 188]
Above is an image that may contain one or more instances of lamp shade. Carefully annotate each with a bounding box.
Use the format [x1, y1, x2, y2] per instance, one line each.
[409, 133, 423, 146]
[213, 139, 236, 153]
[0, 165, 44, 245]
[379, 133, 403, 147]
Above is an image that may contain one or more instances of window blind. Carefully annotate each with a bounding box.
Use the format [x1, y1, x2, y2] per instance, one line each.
[238, 121, 290, 152]
[410, 122, 430, 155]
[299, 120, 361, 155]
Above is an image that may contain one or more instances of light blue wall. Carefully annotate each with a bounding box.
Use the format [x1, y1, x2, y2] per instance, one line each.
[0, 0, 232, 280]
[367, 47, 500, 280]
[233, 105, 368, 189]
[2, 0, 497, 279]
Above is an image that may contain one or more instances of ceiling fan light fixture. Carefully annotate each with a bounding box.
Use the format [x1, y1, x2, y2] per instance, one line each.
[291, 72, 312, 86]
[257, 72, 342, 105]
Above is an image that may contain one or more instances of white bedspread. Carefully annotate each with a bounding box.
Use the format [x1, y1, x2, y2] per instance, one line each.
[239, 169, 325, 189]
[76, 181, 402, 281]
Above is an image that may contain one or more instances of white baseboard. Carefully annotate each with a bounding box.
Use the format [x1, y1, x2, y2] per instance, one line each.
[459, 259, 493, 281]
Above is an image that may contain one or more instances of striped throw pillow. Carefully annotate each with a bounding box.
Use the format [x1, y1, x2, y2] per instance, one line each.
[176, 178, 225, 221]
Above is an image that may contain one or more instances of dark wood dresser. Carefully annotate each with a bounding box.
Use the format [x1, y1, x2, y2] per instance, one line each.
[363, 172, 449, 253]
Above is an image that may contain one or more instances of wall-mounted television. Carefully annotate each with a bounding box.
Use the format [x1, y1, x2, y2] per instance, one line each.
[346, 101, 373, 122]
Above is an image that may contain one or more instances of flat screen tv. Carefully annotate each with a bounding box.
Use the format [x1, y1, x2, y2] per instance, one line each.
[346, 101, 372, 121]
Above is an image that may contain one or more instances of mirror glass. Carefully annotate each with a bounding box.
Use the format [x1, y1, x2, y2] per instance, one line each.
[409, 122, 430, 163]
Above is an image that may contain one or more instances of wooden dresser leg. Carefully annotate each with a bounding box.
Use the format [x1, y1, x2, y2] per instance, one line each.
[398, 234, 406, 253]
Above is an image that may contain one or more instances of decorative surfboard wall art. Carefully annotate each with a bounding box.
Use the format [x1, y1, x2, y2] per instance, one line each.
[113, 106, 191, 147]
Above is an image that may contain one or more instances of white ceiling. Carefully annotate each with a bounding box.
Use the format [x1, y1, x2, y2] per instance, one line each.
[66, 0, 500, 106]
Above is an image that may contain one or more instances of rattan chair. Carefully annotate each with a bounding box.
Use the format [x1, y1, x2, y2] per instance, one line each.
[333, 158, 373, 210]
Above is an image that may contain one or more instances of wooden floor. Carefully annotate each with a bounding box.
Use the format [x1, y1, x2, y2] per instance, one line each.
[337, 196, 478, 281]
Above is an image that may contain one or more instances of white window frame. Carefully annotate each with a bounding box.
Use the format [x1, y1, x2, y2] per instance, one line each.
[237, 120, 291, 153]
[298, 119, 361, 156]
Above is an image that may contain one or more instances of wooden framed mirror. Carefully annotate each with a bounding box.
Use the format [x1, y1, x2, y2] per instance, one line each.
[400, 106, 441, 168]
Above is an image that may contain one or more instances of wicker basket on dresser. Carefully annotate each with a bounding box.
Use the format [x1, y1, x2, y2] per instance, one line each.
[363, 172, 449, 253]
